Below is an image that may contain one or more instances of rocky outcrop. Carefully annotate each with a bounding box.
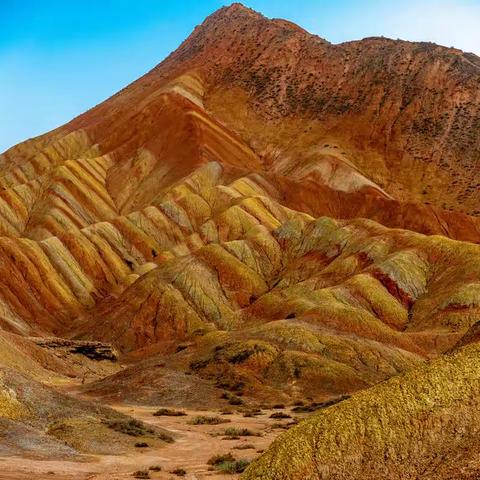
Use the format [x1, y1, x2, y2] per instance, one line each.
[30, 337, 118, 361]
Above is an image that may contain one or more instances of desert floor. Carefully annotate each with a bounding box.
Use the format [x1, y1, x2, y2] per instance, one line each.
[0, 392, 295, 480]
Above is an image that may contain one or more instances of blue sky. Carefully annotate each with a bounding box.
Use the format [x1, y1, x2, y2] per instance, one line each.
[1, 0, 480, 152]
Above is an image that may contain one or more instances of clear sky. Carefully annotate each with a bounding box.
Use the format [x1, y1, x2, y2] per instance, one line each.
[1, 0, 480, 152]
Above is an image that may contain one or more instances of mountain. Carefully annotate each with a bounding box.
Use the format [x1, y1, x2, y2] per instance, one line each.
[0, 2, 480, 476]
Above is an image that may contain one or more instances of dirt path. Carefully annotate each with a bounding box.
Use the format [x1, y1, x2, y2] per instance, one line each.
[0, 404, 293, 479]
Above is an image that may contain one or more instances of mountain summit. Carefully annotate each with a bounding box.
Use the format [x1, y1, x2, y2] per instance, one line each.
[1, 4, 480, 478]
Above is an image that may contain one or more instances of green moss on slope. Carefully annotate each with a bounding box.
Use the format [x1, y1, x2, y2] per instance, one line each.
[243, 344, 480, 479]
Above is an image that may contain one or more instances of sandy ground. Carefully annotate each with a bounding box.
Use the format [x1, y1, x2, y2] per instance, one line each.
[0, 402, 294, 480]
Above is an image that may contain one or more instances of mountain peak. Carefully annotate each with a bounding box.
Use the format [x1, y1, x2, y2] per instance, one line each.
[223, 2, 254, 12]
[217, 2, 261, 15]
[204, 2, 264, 24]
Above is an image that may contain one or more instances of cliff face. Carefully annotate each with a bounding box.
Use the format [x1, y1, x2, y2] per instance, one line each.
[0, 3, 480, 472]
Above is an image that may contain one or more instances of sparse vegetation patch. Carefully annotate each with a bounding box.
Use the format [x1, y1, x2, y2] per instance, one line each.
[153, 408, 186, 417]
[188, 415, 231, 425]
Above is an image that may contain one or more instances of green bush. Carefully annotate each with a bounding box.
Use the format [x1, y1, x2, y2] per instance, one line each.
[270, 412, 291, 419]
[153, 408, 186, 417]
[224, 427, 256, 437]
[216, 459, 250, 474]
[132, 470, 150, 479]
[104, 418, 173, 443]
[171, 467, 187, 476]
[208, 453, 236, 465]
[105, 419, 153, 437]
[188, 415, 230, 425]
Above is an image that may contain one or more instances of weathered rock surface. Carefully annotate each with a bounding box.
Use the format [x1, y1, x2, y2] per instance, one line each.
[0, 367, 172, 457]
[243, 344, 480, 479]
[31, 337, 118, 361]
